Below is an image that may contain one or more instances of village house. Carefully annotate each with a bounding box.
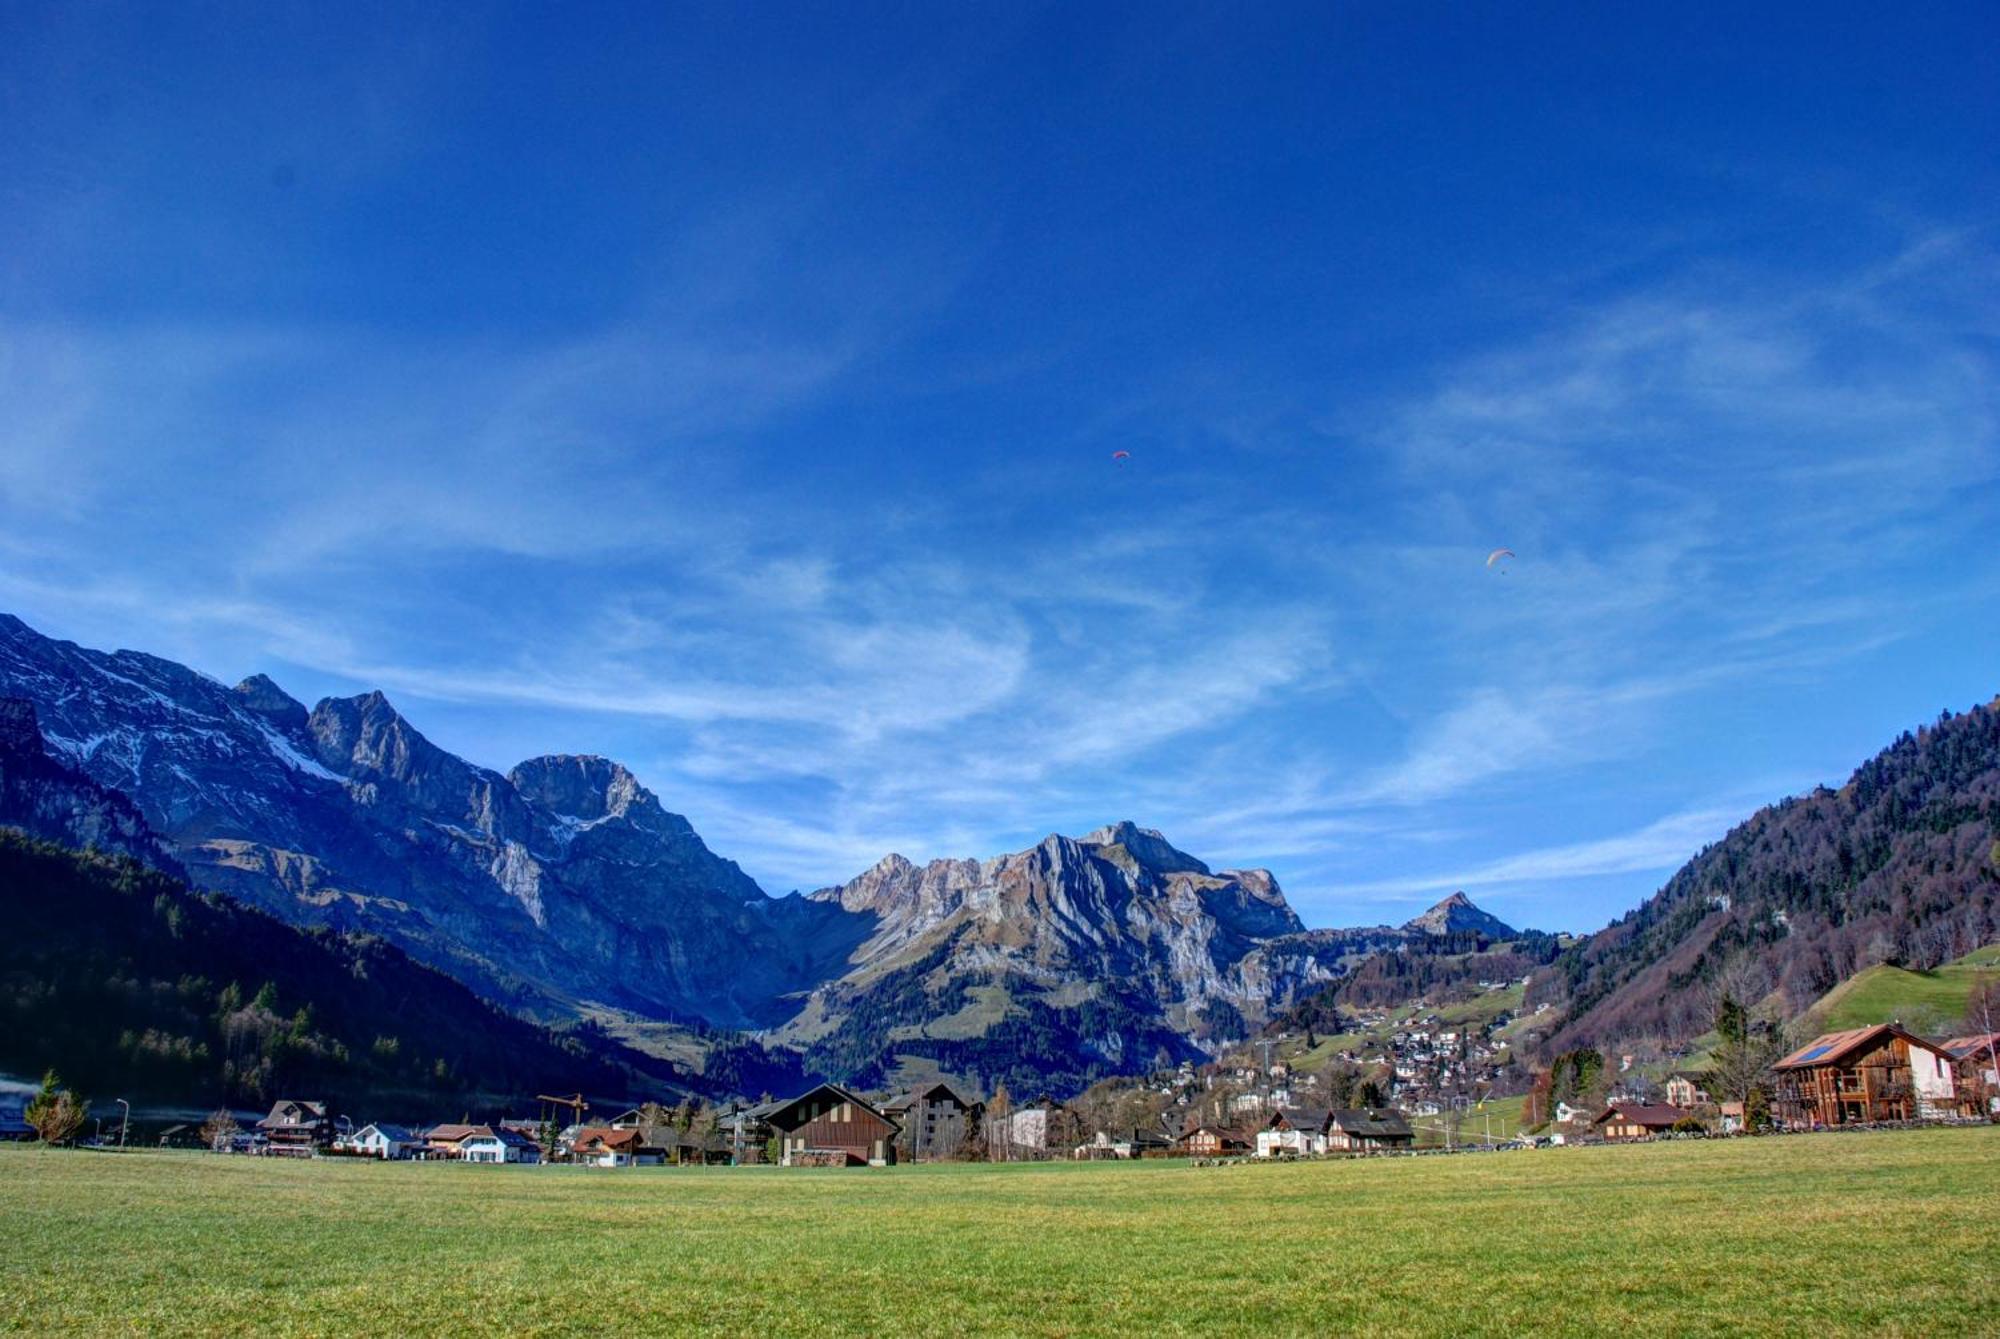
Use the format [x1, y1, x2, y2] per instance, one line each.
[459, 1126, 541, 1164]
[351, 1122, 422, 1160]
[717, 1106, 776, 1164]
[569, 1126, 643, 1167]
[1772, 1024, 1958, 1128]
[1591, 1101, 1691, 1141]
[1663, 1073, 1711, 1109]
[992, 1097, 1076, 1157]
[423, 1123, 487, 1160]
[1255, 1108, 1331, 1158]
[1176, 1123, 1251, 1157]
[1326, 1109, 1413, 1153]
[883, 1082, 981, 1161]
[257, 1099, 333, 1157]
[1073, 1127, 1172, 1160]
[766, 1084, 900, 1166]
[1939, 1033, 1999, 1116]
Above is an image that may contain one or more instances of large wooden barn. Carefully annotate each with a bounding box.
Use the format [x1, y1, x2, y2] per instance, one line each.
[1771, 1023, 1958, 1128]
[766, 1084, 900, 1166]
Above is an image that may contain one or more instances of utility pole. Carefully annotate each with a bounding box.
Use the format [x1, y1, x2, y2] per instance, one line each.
[115, 1098, 130, 1150]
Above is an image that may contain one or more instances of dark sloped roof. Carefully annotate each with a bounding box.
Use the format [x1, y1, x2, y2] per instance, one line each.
[1267, 1107, 1331, 1131]
[762, 1083, 898, 1133]
[1329, 1109, 1412, 1138]
[1593, 1102, 1690, 1128]
[883, 1082, 972, 1113]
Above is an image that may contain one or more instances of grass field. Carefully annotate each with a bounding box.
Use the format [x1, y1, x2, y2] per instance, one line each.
[4, 1129, 1997, 1336]
[1807, 945, 2000, 1034]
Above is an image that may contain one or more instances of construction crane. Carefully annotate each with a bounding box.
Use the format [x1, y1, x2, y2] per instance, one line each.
[535, 1093, 589, 1158]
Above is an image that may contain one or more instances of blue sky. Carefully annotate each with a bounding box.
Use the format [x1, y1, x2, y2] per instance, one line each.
[3, 4, 1996, 931]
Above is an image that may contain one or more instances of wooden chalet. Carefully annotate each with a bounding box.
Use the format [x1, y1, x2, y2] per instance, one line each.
[1176, 1123, 1251, 1157]
[883, 1082, 981, 1161]
[257, 1099, 333, 1157]
[1326, 1109, 1413, 1152]
[766, 1084, 900, 1166]
[1939, 1033, 1999, 1117]
[1772, 1024, 1959, 1128]
[1590, 1101, 1690, 1141]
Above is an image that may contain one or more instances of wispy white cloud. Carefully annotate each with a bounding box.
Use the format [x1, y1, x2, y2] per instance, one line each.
[1316, 801, 1761, 905]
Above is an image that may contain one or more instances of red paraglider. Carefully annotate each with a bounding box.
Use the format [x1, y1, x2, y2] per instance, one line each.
[1111, 450, 1131, 462]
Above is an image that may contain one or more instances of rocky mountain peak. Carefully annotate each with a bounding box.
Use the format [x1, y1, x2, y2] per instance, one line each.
[1079, 820, 1212, 876]
[1403, 891, 1515, 938]
[233, 674, 309, 736]
[509, 754, 656, 824]
[310, 691, 445, 781]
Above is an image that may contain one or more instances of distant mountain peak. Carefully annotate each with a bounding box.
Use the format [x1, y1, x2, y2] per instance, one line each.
[1079, 820, 1212, 876]
[233, 674, 309, 736]
[1403, 891, 1515, 938]
[509, 754, 657, 824]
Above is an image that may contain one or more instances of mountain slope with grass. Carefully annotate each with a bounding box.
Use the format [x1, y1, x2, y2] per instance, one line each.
[1535, 697, 2000, 1052]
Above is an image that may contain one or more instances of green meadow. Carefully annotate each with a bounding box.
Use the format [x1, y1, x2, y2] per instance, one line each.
[2, 1128, 1996, 1336]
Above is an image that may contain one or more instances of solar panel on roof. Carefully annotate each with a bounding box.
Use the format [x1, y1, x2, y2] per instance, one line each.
[1795, 1044, 1834, 1063]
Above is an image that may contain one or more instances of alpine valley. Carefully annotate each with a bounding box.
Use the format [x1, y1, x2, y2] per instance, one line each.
[2, 609, 1996, 1103]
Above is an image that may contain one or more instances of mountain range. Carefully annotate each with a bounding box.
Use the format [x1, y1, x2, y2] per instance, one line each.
[0, 613, 1509, 1094]
[5, 608, 1993, 1101]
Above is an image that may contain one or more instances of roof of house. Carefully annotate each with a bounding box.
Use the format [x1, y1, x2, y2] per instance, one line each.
[572, 1125, 640, 1151]
[358, 1123, 419, 1143]
[1329, 1109, 1412, 1138]
[1775, 1023, 1952, 1070]
[1939, 1032, 2000, 1061]
[1176, 1123, 1251, 1144]
[882, 1082, 972, 1113]
[425, 1123, 489, 1143]
[1592, 1101, 1690, 1128]
[762, 1083, 898, 1133]
[1266, 1107, 1331, 1131]
[258, 1099, 328, 1128]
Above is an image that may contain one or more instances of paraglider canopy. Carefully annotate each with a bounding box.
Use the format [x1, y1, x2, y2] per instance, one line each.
[1111, 450, 1131, 461]
[1485, 547, 1515, 567]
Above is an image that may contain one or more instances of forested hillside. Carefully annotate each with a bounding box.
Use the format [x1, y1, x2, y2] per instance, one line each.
[0, 833, 688, 1110]
[1537, 698, 2000, 1052]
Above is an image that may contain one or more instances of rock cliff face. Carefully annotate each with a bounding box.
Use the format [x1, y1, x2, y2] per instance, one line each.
[0, 614, 856, 1026]
[0, 696, 180, 871]
[0, 612, 1522, 1091]
[780, 821, 1451, 1090]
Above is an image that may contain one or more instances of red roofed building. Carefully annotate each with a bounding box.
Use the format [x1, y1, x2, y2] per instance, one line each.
[1772, 1024, 1958, 1128]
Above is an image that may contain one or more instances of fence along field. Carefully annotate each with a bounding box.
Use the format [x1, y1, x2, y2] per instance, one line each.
[3, 1127, 1996, 1336]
